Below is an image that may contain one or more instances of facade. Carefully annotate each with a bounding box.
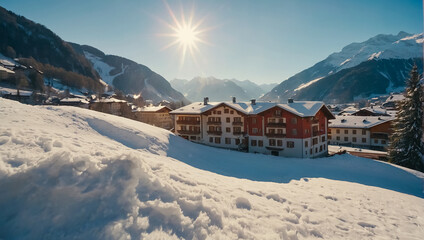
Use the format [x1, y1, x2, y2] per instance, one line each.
[170, 98, 335, 158]
[134, 105, 173, 130]
[89, 98, 132, 117]
[328, 116, 393, 151]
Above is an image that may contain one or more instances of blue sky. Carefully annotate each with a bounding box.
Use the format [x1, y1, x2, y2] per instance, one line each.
[2, 0, 423, 84]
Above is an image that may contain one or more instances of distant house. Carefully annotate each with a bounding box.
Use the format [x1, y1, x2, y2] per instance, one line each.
[59, 97, 89, 108]
[383, 94, 404, 110]
[328, 116, 393, 151]
[351, 107, 390, 116]
[89, 98, 132, 117]
[170, 97, 335, 158]
[338, 106, 359, 116]
[133, 105, 173, 130]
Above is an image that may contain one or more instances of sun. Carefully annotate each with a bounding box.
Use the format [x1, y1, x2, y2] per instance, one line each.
[159, 2, 211, 66]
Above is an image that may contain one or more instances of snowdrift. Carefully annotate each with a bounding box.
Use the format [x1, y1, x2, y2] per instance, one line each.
[0, 98, 423, 239]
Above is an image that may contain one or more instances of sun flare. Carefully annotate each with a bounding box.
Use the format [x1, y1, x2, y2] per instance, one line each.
[159, 2, 211, 66]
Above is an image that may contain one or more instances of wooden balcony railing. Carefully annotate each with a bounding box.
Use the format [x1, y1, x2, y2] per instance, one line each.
[207, 121, 222, 125]
[177, 130, 200, 135]
[207, 130, 222, 135]
[176, 119, 200, 125]
[266, 122, 286, 127]
[265, 133, 286, 138]
[232, 121, 243, 126]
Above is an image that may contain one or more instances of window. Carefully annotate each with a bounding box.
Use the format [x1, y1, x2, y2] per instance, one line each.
[310, 149, 312, 154]
[224, 109, 229, 114]
[323, 144, 326, 150]
[362, 130, 366, 135]
[305, 129, 310, 134]
[321, 136, 325, 142]
[344, 137, 348, 141]
[269, 139, 276, 146]
[226, 117, 230, 123]
[328, 135, 332, 140]
[226, 127, 231, 133]
[292, 129, 297, 136]
[215, 137, 221, 144]
[312, 138, 318, 145]
[344, 129, 348, 134]
[213, 111, 216, 114]
[382, 140, 386, 144]
[319, 145, 323, 152]
[353, 130, 357, 134]
[235, 139, 240, 145]
[287, 141, 294, 148]
[277, 140, 283, 146]
[336, 136, 340, 141]
[305, 141, 308, 147]
[275, 110, 281, 116]
[234, 117, 241, 123]
[374, 139, 378, 144]
[209, 137, 213, 143]
[251, 140, 257, 146]
[252, 118, 257, 124]
[362, 138, 366, 143]
[258, 140, 263, 147]
[352, 137, 357, 142]
[225, 138, 231, 144]
[291, 118, 297, 124]
[190, 136, 196, 140]
[252, 128, 258, 134]
[315, 148, 318, 153]
[217, 111, 221, 114]
[234, 127, 242, 133]
[336, 129, 340, 134]
[230, 110, 234, 114]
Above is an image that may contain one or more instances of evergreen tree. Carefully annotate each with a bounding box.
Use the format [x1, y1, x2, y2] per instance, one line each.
[388, 64, 424, 172]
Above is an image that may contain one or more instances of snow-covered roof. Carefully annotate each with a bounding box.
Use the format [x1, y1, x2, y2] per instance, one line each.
[137, 105, 171, 113]
[338, 106, 359, 115]
[384, 94, 405, 103]
[60, 98, 89, 104]
[94, 98, 127, 103]
[329, 115, 393, 129]
[170, 100, 332, 118]
[0, 87, 32, 96]
[354, 107, 389, 115]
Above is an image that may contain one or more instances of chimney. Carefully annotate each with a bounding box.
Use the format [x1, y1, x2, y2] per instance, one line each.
[232, 96, 236, 103]
[251, 99, 256, 105]
[203, 97, 209, 105]
[288, 98, 294, 103]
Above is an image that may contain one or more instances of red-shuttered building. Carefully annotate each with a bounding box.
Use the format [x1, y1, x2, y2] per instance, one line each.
[170, 98, 335, 158]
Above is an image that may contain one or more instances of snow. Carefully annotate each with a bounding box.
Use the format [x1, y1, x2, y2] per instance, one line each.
[171, 100, 329, 118]
[1, 98, 423, 239]
[0, 86, 32, 96]
[294, 77, 324, 92]
[0, 53, 17, 66]
[329, 115, 393, 129]
[83, 51, 127, 86]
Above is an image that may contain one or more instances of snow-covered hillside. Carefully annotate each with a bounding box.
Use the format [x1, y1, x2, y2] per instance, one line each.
[1, 99, 423, 239]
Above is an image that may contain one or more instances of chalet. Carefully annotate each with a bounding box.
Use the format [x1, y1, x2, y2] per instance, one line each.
[351, 107, 390, 116]
[170, 97, 335, 158]
[383, 94, 404, 110]
[89, 98, 132, 117]
[328, 116, 393, 151]
[59, 97, 89, 108]
[133, 105, 173, 130]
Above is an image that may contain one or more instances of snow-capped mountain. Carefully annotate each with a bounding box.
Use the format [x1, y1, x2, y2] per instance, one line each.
[170, 77, 277, 102]
[261, 31, 423, 103]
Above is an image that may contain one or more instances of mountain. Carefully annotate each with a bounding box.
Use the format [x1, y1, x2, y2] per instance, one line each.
[0, 6, 187, 104]
[261, 32, 424, 103]
[70, 43, 189, 104]
[170, 77, 277, 102]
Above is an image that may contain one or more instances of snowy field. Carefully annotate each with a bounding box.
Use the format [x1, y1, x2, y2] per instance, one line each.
[0, 98, 423, 239]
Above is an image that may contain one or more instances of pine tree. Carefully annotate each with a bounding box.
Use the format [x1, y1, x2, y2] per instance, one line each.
[388, 64, 424, 172]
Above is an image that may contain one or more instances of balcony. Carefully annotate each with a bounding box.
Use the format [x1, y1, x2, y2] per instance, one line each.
[177, 130, 200, 135]
[371, 133, 389, 140]
[232, 121, 243, 126]
[266, 122, 286, 127]
[265, 133, 286, 138]
[177, 119, 200, 125]
[312, 119, 319, 124]
[233, 131, 245, 135]
[207, 130, 222, 135]
[207, 121, 222, 125]
[312, 130, 325, 136]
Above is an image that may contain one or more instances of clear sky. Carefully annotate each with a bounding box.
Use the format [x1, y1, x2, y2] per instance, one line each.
[2, 0, 423, 84]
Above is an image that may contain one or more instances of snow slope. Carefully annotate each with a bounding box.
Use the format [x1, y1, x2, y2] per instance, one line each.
[0, 98, 423, 239]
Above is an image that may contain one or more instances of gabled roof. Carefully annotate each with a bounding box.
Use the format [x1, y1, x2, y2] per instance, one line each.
[329, 116, 393, 129]
[137, 105, 172, 113]
[170, 100, 334, 118]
